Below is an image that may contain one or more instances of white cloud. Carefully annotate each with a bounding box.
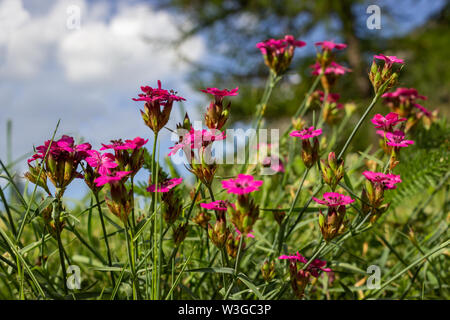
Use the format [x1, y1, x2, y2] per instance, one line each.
[0, 0, 206, 185]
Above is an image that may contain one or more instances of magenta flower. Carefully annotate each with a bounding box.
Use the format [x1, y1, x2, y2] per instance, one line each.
[94, 171, 131, 187]
[289, 126, 322, 140]
[256, 35, 306, 75]
[362, 171, 402, 190]
[200, 200, 229, 211]
[201, 87, 239, 100]
[168, 128, 226, 156]
[221, 174, 263, 195]
[28, 135, 92, 163]
[313, 192, 354, 207]
[100, 137, 148, 151]
[374, 54, 404, 67]
[376, 130, 414, 148]
[382, 88, 427, 101]
[311, 62, 351, 76]
[371, 112, 406, 131]
[278, 252, 331, 277]
[85, 150, 118, 175]
[132, 80, 185, 104]
[147, 177, 183, 193]
[315, 40, 347, 51]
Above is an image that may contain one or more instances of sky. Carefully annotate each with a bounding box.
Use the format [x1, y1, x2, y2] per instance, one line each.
[0, 0, 445, 200]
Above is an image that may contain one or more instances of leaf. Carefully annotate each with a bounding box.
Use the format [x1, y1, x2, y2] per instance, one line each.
[187, 267, 235, 275]
[237, 273, 264, 299]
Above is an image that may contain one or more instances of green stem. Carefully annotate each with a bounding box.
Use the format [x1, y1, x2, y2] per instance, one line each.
[125, 224, 137, 300]
[54, 199, 68, 295]
[337, 93, 381, 160]
[94, 192, 116, 288]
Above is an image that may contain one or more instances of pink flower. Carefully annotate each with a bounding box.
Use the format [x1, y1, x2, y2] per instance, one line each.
[374, 54, 404, 67]
[279, 251, 331, 277]
[313, 192, 354, 207]
[362, 171, 402, 189]
[85, 150, 118, 175]
[311, 62, 351, 76]
[100, 137, 148, 151]
[28, 135, 92, 163]
[221, 174, 263, 195]
[200, 200, 229, 211]
[168, 128, 226, 156]
[201, 87, 239, 99]
[371, 112, 406, 131]
[256, 35, 306, 55]
[94, 171, 131, 187]
[376, 130, 414, 148]
[382, 88, 427, 101]
[132, 80, 185, 104]
[315, 40, 347, 51]
[262, 155, 285, 173]
[147, 177, 183, 193]
[289, 126, 322, 140]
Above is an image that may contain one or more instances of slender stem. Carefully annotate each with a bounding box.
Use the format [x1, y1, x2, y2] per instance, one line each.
[275, 168, 310, 254]
[337, 93, 381, 160]
[54, 199, 68, 295]
[94, 192, 116, 288]
[125, 224, 137, 300]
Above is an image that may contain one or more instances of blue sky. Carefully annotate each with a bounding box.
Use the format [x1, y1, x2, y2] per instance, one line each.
[0, 0, 445, 202]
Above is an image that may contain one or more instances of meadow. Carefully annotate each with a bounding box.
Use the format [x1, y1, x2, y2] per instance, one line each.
[0, 36, 448, 300]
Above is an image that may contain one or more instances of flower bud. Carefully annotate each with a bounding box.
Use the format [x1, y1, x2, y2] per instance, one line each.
[261, 260, 276, 282]
[173, 223, 189, 246]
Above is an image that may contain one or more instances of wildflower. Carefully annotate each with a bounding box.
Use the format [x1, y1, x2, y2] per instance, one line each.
[256, 35, 306, 75]
[376, 130, 414, 148]
[313, 192, 353, 241]
[317, 91, 344, 125]
[279, 252, 331, 298]
[261, 260, 276, 283]
[311, 61, 351, 91]
[133, 80, 185, 133]
[173, 223, 189, 246]
[200, 200, 229, 211]
[101, 137, 147, 176]
[289, 126, 322, 168]
[320, 152, 345, 191]
[202, 87, 238, 130]
[371, 113, 406, 131]
[26, 135, 92, 196]
[94, 171, 133, 223]
[315, 40, 347, 51]
[369, 54, 404, 94]
[147, 177, 183, 193]
[363, 171, 401, 190]
[289, 127, 322, 139]
[221, 174, 263, 195]
[192, 211, 211, 229]
[85, 150, 118, 176]
[226, 231, 246, 259]
[382, 87, 428, 119]
[234, 226, 255, 239]
[208, 219, 229, 249]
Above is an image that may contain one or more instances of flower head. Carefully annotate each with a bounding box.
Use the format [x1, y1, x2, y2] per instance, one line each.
[200, 200, 229, 211]
[147, 177, 183, 193]
[85, 150, 118, 175]
[133, 80, 185, 104]
[374, 54, 404, 67]
[362, 171, 402, 190]
[256, 35, 306, 75]
[376, 130, 414, 148]
[315, 40, 347, 51]
[313, 192, 354, 207]
[221, 174, 263, 195]
[201, 87, 239, 100]
[311, 61, 351, 76]
[278, 252, 331, 277]
[371, 112, 406, 131]
[289, 126, 322, 140]
[94, 171, 131, 187]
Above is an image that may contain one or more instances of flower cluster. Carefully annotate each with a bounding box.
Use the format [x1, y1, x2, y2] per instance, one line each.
[202, 87, 238, 130]
[289, 126, 322, 168]
[257, 35, 306, 75]
[382, 87, 437, 130]
[279, 252, 331, 298]
[133, 80, 185, 133]
[369, 54, 404, 94]
[313, 192, 354, 241]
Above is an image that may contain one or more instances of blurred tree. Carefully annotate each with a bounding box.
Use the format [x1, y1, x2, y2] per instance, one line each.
[151, 0, 449, 120]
